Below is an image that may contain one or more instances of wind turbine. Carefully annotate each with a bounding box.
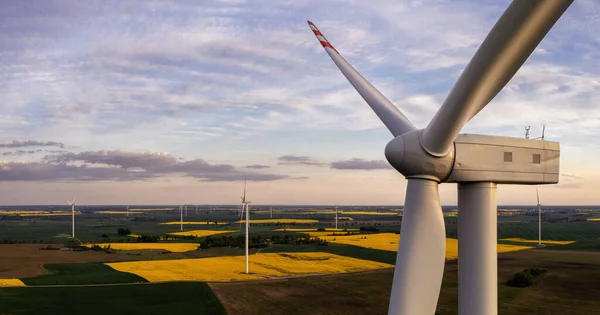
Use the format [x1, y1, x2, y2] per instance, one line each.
[536, 188, 544, 247]
[179, 205, 183, 231]
[184, 205, 188, 217]
[270, 205, 273, 219]
[66, 199, 75, 238]
[240, 177, 251, 274]
[308, 2, 569, 314]
[335, 205, 338, 230]
[126, 205, 129, 217]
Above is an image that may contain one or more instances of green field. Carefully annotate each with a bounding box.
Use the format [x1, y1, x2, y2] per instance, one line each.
[21, 263, 147, 286]
[0, 282, 227, 315]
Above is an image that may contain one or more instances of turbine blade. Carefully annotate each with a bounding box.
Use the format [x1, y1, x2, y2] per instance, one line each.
[243, 175, 247, 201]
[388, 179, 445, 314]
[421, 0, 573, 156]
[308, 20, 416, 137]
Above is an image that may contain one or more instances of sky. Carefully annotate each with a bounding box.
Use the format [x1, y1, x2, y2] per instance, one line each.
[1, 0, 600, 206]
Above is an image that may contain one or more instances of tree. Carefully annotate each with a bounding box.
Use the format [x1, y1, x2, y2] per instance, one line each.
[117, 228, 131, 235]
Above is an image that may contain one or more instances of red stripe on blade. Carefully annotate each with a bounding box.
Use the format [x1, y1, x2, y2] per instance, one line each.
[312, 30, 323, 37]
[321, 41, 335, 49]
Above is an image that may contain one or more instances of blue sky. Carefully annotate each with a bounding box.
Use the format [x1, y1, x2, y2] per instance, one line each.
[1, 0, 599, 205]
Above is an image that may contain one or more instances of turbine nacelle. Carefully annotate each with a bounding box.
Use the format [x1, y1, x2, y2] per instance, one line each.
[385, 130, 560, 184]
[384, 129, 454, 182]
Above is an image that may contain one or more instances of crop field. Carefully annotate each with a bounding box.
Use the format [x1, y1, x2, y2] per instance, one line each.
[233, 219, 319, 224]
[168, 229, 237, 238]
[106, 252, 393, 282]
[82, 243, 200, 252]
[312, 233, 534, 258]
[161, 221, 230, 225]
[500, 238, 576, 245]
[0, 282, 227, 315]
[96, 211, 144, 215]
[0, 279, 25, 287]
[0, 244, 138, 278]
[21, 263, 146, 285]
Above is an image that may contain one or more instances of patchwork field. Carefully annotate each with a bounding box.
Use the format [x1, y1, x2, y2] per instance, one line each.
[168, 229, 237, 238]
[314, 233, 534, 258]
[233, 219, 319, 224]
[82, 243, 200, 252]
[0, 244, 137, 278]
[107, 252, 393, 282]
[96, 211, 144, 215]
[161, 221, 229, 225]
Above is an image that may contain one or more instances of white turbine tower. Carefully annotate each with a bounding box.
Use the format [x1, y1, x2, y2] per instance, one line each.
[184, 205, 188, 217]
[66, 199, 75, 238]
[126, 205, 129, 217]
[179, 205, 183, 231]
[270, 205, 273, 219]
[335, 205, 338, 230]
[240, 178, 251, 274]
[536, 188, 544, 247]
[308, 2, 569, 314]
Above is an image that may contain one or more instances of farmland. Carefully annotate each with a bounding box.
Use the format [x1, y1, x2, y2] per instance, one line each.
[107, 252, 392, 282]
[1, 205, 600, 314]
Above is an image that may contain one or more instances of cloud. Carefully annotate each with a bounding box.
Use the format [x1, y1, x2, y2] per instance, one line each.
[244, 164, 270, 169]
[3, 150, 295, 182]
[1, 149, 43, 156]
[0, 140, 65, 148]
[331, 158, 392, 170]
[277, 155, 324, 166]
[0, 162, 153, 182]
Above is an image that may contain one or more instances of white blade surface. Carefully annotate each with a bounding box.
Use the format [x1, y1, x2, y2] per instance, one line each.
[388, 179, 445, 315]
[421, 0, 573, 156]
[308, 21, 416, 137]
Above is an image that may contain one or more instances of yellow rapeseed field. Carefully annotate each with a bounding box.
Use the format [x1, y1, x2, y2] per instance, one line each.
[82, 243, 199, 252]
[318, 233, 533, 259]
[106, 252, 393, 282]
[340, 211, 399, 216]
[0, 279, 26, 286]
[161, 221, 229, 225]
[274, 228, 359, 232]
[97, 211, 144, 215]
[168, 230, 237, 238]
[233, 219, 319, 224]
[0, 210, 77, 216]
[297, 210, 399, 215]
[274, 228, 360, 237]
[500, 238, 576, 245]
[587, 218, 600, 221]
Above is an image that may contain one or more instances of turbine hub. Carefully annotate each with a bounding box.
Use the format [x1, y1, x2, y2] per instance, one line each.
[384, 129, 455, 182]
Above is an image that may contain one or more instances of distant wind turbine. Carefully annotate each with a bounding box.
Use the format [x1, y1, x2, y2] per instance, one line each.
[66, 199, 75, 237]
[335, 205, 338, 229]
[536, 188, 544, 247]
[240, 177, 251, 274]
[179, 205, 183, 231]
[126, 205, 129, 217]
[270, 205, 273, 219]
